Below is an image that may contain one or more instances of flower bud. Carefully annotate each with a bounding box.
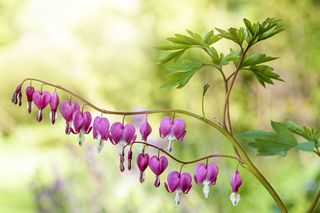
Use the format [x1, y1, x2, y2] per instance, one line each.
[127, 149, 133, 170]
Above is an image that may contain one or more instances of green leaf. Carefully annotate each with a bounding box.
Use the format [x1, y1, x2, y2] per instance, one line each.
[203, 30, 221, 45]
[157, 49, 185, 64]
[242, 53, 278, 67]
[215, 27, 245, 46]
[162, 60, 203, 88]
[315, 130, 320, 145]
[247, 65, 283, 87]
[249, 137, 291, 156]
[220, 49, 240, 66]
[236, 130, 289, 156]
[210, 47, 220, 64]
[155, 44, 189, 50]
[236, 130, 276, 142]
[296, 141, 315, 152]
[271, 120, 298, 146]
[186, 30, 203, 44]
[167, 33, 200, 45]
[283, 119, 309, 139]
[257, 18, 284, 42]
[238, 121, 298, 156]
[243, 18, 254, 36]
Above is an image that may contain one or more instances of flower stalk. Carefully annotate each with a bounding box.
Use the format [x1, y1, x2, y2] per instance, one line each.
[17, 77, 287, 212]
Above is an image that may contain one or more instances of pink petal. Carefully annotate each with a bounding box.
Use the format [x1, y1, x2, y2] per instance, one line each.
[180, 172, 192, 193]
[206, 163, 218, 184]
[159, 117, 172, 138]
[110, 122, 124, 144]
[123, 124, 136, 144]
[50, 91, 60, 111]
[139, 120, 152, 141]
[136, 153, 149, 172]
[172, 118, 186, 141]
[194, 163, 207, 184]
[166, 171, 180, 192]
[72, 111, 84, 133]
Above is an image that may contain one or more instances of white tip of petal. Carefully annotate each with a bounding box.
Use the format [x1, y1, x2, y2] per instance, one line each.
[203, 183, 210, 198]
[174, 191, 181, 206]
[230, 192, 240, 206]
[78, 132, 85, 146]
[49, 111, 52, 123]
[167, 140, 173, 152]
[96, 140, 104, 153]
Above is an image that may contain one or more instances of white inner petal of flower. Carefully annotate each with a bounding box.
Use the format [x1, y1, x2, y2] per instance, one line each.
[49, 111, 52, 123]
[229, 192, 240, 206]
[96, 133, 104, 153]
[167, 134, 175, 152]
[202, 180, 210, 198]
[78, 131, 85, 146]
[119, 139, 127, 147]
[174, 189, 182, 206]
[37, 110, 41, 119]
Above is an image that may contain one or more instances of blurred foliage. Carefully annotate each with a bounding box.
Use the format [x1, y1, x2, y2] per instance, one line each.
[0, 0, 320, 212]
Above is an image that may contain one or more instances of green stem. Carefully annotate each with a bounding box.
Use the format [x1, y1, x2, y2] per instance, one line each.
[308, 189, 320, 213]
[132, 141, 242, 164]
[20, 78, 287, 212]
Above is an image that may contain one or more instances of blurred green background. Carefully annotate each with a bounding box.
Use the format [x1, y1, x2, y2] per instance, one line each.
[0, 0, 319, 212]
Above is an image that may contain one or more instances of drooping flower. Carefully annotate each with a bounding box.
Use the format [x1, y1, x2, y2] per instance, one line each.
[32, 91, 51, 122]
[109, 122, 136, 146]
[139, 117, 152, 141]
[72, 111, 92, 146]
[49, 91, 60, 124]
[92, 116, 110, 153]
[59, 100, 80, 134]
[119, 150, 125, 172]
[164, 171, 192, 206]
[26, 86, 35, 113]
[11, 83, 22, 106]
[194, 162, 219, 198]
[149, 155, 168, 187]
[127, 149, 133, 170]
[159, 116, 186, 152]
[230, 170, 242, 206]
[136, 153, 149, 183]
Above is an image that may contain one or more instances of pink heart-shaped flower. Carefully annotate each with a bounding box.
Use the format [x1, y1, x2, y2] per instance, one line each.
[32, 91, 51, 110]
[59, 100, 80, 122]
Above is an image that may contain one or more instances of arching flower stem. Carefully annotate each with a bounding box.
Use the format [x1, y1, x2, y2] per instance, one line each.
[19, 77, 288, 212]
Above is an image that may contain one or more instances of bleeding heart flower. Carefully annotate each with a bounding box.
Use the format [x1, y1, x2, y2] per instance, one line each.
[110, 122, 136, 146]
[59, 100, 80, 134]
[136, 153, 150, 183]
[25, 86, 35, 113]
[159, 116, 186, 152]
[32, 91, 51, 122]
[92, 116, 110, 153]
[164, 171, 192, 206]
[72, 111, 92, 146]
[230, 170, 242, 206]
[149, 155, 168, 187]
[127, 149, 133, 170]
[194, 162, 219, 198]
[139, 117, 152, 141]
[49, 91, 60, 124]
[11, 83, 22, 106]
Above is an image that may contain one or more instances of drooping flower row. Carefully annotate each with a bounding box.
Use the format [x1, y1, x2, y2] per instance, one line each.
[12, 85, 186, 153]
[135, 151, 242, 206]
[11, 83, 243, 206]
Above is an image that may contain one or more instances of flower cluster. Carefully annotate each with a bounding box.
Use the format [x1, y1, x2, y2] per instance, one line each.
[11, 82, 243, 206]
